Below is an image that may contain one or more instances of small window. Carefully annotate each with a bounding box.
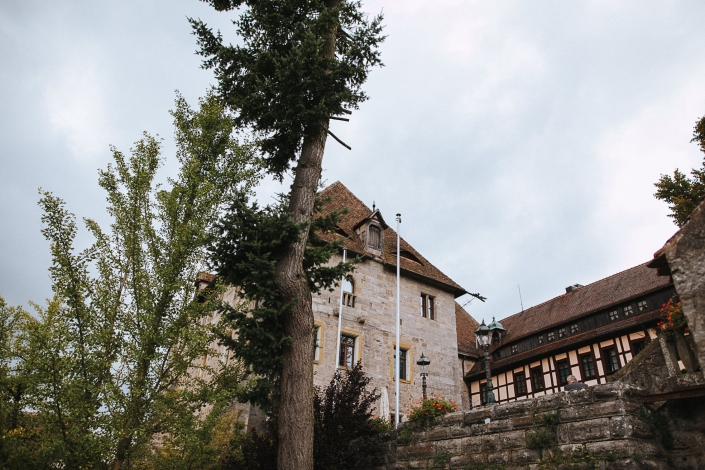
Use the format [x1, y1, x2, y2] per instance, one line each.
[637, 301, 648, 312]
[367, 224, 382, 250]
[579, 353, 596, 379]
[602, 347, 620, 374]
[514, 372, 527, 396]
[342, 278, 355, 308]
[558, 327, 567, 338]
[631, 339, 647, 356]
[609, 310, 619, 321]
[538, 335, 544, 345]
[420, 294, 435, 320]
[623, 305, 633, 316]
[480, 382, 488, 405]
[393, 347, 409, 381]
[530, 366, 544, 391]
[511, 344, 518, 354]
[313, 325, 323, 362]
[339, 334, 357, 368]
[556, 360, 570, 386]
[570, 323, 579, 334]
[547, 331, 555, 341]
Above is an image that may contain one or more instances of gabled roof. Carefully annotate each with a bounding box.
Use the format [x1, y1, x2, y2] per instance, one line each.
[317, 181, 466, 296]
[455, 302, 480, 357]
[497, 261, 672, 345]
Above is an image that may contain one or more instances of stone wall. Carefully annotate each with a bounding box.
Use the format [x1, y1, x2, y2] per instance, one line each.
[362, 382, 705, 470]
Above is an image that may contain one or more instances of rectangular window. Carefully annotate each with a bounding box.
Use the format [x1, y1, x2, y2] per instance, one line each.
[393, 347, 408, 381]
[420, 294, 435, 320]
[637, 300, 648, 312]
[339, 334, 356, 368]
[623, 305, 633, 316]
[538, 335, 544, 345]
[530, 366, 544, 392]
[631, 339, 647, 356]
[514, 372, 527, 396]
[548, 331, 555, 341]
[480, 382, 488, 405]
[602, 347, 620, 374]
[313, 325, 323, 362]
[558, 327, 567, 338]
[511, 344, 518, 354]
[570, 323, 579, 334]
[609, 310, 619, 321]
[556, 360, 570, 386]
[579, 353, 596, 379]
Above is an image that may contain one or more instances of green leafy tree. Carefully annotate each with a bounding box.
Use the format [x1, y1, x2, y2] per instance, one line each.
[655, 115, 705, 226]
[2, 93, 259, 470]
[191, 2, 384, 467]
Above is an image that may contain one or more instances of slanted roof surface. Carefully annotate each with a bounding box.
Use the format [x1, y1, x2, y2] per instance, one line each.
[497, 261, 672, 345]
[455, 302, 480, 357]
[317, 181, 466, 296]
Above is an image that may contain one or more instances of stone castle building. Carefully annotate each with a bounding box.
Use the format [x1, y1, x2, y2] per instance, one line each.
[309, 182, 475, 419]
[199, 181, 481, 422]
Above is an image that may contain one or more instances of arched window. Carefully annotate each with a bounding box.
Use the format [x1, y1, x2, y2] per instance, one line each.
[343, 278, 355, 308]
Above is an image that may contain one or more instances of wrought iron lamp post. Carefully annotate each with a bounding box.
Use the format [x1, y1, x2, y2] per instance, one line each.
[416, 353, 430, 400]
[475, 317, 506, 405]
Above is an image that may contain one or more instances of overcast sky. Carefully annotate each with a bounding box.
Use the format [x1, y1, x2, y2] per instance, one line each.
[2, 1, 704, 325]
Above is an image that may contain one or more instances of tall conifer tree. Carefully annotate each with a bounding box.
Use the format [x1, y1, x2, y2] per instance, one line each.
[191, 2, 384, 468]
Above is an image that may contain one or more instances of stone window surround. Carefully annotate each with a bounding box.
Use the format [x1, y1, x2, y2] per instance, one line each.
[420, 293, 436, 320]
[390, 342, 413, 384]
[313, 321, 325, 364]
[338, 328, 363, 370]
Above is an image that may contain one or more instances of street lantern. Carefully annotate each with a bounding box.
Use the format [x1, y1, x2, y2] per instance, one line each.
[475, 317, 506, 406]
[416, 353, 430, 400]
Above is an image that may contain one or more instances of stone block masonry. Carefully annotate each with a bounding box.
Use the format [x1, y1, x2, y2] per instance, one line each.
[359, 382, 705, 470]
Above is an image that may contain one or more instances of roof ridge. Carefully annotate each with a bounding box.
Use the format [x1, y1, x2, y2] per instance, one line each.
[499, 260, 654, 321]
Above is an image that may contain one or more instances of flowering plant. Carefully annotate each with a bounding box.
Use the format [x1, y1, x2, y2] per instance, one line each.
[408, 394, 458, 426]
[656, 297, 689, 339]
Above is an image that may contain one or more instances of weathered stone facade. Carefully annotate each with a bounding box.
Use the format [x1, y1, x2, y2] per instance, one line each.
[359, 382, 705, 470]
[312, 251, 464, 419]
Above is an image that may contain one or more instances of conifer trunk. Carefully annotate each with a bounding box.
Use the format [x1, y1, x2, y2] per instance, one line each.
[276, 4, 340, 466]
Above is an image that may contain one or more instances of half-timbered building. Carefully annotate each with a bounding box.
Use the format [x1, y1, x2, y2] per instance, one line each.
[462, 262, 676, 407]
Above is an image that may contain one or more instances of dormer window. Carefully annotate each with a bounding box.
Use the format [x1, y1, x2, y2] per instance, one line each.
[367, 224, 382, 250]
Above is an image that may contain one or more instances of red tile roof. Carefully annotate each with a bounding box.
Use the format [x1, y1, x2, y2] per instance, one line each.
[497, 261, 672, 345]
[455, 302, 480, 357]
[317, 181, 466, 296]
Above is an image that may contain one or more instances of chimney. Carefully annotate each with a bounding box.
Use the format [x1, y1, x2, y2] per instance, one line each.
[565, 284, 584, 294]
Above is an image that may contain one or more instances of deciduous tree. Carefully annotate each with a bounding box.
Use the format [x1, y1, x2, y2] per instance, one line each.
[1, 93, 259, 470]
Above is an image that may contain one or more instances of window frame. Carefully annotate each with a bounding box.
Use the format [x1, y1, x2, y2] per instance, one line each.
[390, 343, 413, 383]
[342, 277, 356, 308]
[623, 305, 634, 316]
[367, 223, 382, 250]
[530, 366, 545, 392]
[630, 338, 647, 356]
[556, 359, 570, 386]
[480, 382, 488, 405]
[420, 294, 436, 320]
[313, 321, 325, 364]
[579, 352, 596, 380]
[514, 371, 527, 396]
[338, 330, 362, 369]
[601, 346, 621, 375]
[609, 310, 619, 321]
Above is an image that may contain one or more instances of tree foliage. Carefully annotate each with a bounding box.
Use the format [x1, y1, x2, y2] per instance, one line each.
[0, 93, 260, 469]
[208, 194, 356, 407]
[191, 0, 385, 177]
[654, 115, 705, 226]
